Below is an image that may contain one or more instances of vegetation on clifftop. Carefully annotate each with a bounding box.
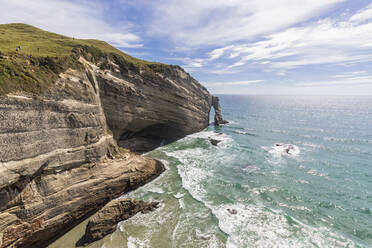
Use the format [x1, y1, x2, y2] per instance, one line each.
[0, 23, 167, 96]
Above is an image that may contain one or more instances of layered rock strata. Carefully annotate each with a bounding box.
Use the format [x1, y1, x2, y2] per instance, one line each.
[0, 54, 212, 248]
[96, 57, 212, 152]
[77, 199, 159, 246]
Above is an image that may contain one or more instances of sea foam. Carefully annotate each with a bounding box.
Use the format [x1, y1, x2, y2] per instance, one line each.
[165, 131, 358, 248]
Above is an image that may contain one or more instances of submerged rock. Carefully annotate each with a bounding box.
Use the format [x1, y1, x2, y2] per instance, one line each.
[272, 143, 300, 156]
[209, 138, 221, 146]
[227, 208, 238, 215]
[77, 199, 159, 246]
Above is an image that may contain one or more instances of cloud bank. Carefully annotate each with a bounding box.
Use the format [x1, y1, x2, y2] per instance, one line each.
[188, 3, 372, 73]
[149, 0, 344, 47]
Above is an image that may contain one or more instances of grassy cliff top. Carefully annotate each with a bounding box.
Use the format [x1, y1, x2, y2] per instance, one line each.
[0, 23, 168, 96]
[0, 23, 160, 66]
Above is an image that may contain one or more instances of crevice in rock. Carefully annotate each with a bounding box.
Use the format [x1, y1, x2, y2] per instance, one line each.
[0, 162, 48, 212]
[85, 70, 97, 95]
[117, 123, 181, 153]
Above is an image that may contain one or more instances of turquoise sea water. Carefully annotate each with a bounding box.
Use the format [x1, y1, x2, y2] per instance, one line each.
[93, 95, 372, 248]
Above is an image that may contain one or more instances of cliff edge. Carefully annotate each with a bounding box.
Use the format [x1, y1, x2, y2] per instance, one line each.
[0, 24, 217, 248]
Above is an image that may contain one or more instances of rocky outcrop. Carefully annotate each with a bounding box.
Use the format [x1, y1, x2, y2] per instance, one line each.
[212, 96, 228, 126]
[77, 199, 159, 246]
[96, 56, 212, 152]
[0, 149, 163, 248]
[0, 53, 212, 248]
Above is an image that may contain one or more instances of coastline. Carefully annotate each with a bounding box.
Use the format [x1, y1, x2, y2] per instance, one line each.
[0, 24, 223, 248]
[48, 159, 165, 248]
[50, 136, 230, 248]
[48, 157, 167, 248]
[35, 153, 165, 248]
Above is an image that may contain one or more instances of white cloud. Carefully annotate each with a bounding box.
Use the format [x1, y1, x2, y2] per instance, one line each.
[209, 69, 243, 75]
[203, 80, 263, 86]
[350, 3, 372, 24]
[149, 0, 343, 47]
[200, 5, 372, 71]
[181, 58, 206, 71]
[99, 33, 142, 48]
[333, 71, 368, 78]
[296, 75, 372, 87]
[0, 0, 142, 48]
[208, 46, 234, 60]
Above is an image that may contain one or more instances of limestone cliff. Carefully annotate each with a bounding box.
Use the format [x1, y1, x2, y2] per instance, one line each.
[0, 24, 214, 248]
[93, 55, 212, 152]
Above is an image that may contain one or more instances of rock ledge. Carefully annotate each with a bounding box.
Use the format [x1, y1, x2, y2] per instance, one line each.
[77, 199, 159, 246]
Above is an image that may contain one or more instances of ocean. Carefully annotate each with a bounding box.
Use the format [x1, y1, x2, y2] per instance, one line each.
[75, 95, 372, 248]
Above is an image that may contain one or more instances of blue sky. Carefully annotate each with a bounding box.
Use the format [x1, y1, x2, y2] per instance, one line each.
[1, 0, 372, 95]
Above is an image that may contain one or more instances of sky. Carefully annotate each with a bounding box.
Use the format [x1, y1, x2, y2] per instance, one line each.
[1, 0, 372, 95]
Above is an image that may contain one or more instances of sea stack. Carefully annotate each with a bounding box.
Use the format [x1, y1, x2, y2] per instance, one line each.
[212, 96, 228, 125]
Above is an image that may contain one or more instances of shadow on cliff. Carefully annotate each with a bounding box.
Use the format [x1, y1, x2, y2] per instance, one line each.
[0, 162, 49, 212]
[96, 62, 212, 153]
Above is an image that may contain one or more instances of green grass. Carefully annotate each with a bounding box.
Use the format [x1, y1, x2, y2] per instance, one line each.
[0, 52, 81, 96]
[0, 23, 168, 96]
[0, 23, 162, 65]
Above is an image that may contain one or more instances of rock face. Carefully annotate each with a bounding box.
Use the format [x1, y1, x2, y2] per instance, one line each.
[212, 96, 228, 126]
[97, 57, 212, 152]
[0, 54, 212, 247]
[77, 199, 159, 246]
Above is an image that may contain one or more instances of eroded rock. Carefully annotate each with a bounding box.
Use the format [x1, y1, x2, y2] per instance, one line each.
[212, 96, 228, 126]
[209, 138, 221, 146]
[0, 28, 225, 247]
[0, 56, 208, 248]
[77, 199, 159, 246]
[96, 59, 213, 153]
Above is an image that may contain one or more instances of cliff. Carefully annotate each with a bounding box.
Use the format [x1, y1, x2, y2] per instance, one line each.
[0, 24, 214, 247]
